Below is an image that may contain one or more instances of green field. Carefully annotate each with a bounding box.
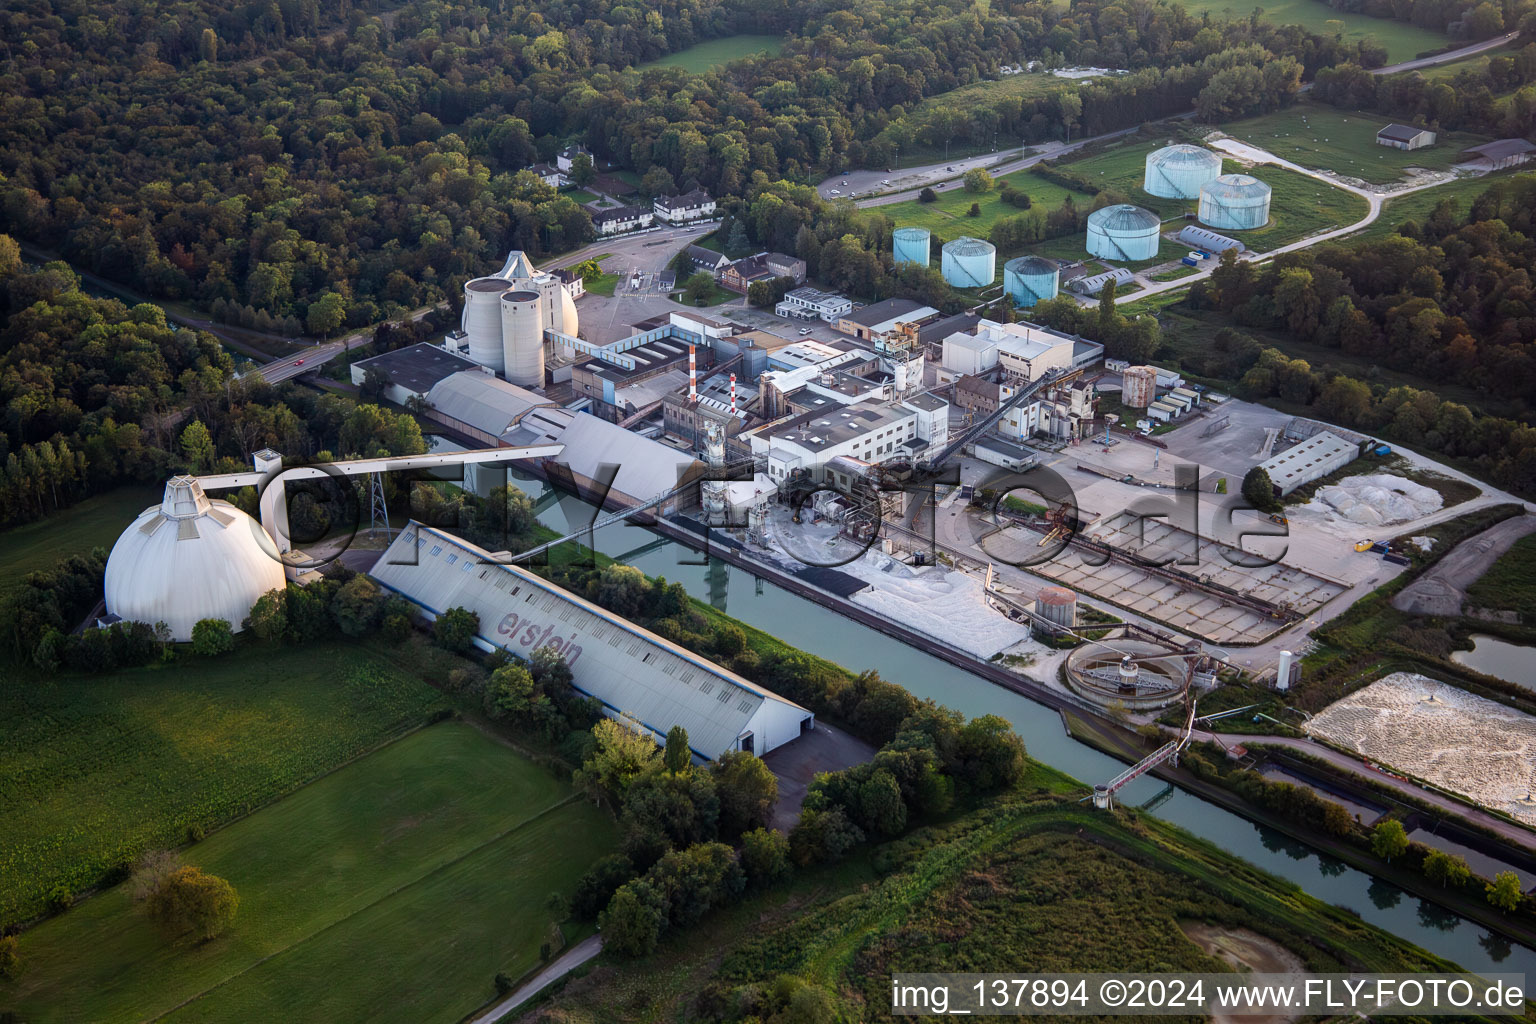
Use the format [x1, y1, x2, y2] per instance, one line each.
[0, 641, 452, 925]
[1354, 173, 1503, 241]
[565, 188, 600, 204]
[1175, 0, 1447, 63]
[637, 34, 784, 73]
[1221, 102, 1490, 184]
[586, 271, 621, 296]
[877, 168, 1094, 245]
[0, 485, 159, 587]
[1466, 532, 1536, 620]
[2, 721, 614, 1023]
[913, 69, 1077, 115]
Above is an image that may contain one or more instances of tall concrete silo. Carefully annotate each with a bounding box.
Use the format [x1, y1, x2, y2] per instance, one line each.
[463, 277, 513, 373]
[1121, 365, 1158, 408]
[1143, 145, 1222, 199]
[1034, 586, 1078, 629]
[1086, 204, 1161, 262]
[893, 226, 931, 267]
[940, 236, 996, 288]
[1002, 255, 1059, 308]
[1199, 174, 1272, 231]
[500, 290, 545, 387]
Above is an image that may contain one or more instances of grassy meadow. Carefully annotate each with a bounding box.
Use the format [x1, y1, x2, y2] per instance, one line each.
[1175, 0, 1447, 63]
[637, 34, 784, 73]
[2, 721, 614, 1024]
[876, 168, 1094, 242]
[0, 485, 159, 587]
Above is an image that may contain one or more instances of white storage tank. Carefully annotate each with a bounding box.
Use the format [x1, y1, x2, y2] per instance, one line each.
[1199, 174, 1272, 231]
[940, 236, 996, 288]
[500, 289, 545, 387]
[1086, 204, 1161, 262]
[463, 277, 512, 373]
[1002, 256, 1059, 308]
[893, 226, 931, 267]
[1143, 145, 1222, 199]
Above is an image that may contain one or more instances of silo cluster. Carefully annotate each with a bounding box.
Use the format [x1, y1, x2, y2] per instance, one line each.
[1143, 145, 1222, 199]
[500, 290, 545, 387]
[893, 226, 931, 267]
[940, 236, 997, 288]
[1121, 365, 1158, 408]
[1034, 586, 1078, 629]
[1198, 174, 1272, 231]
[1002, 256, 1060, 309]
[458, 250, 581, 385]
[1086, 204, 1161, 262]
[463, 277, 513, 374]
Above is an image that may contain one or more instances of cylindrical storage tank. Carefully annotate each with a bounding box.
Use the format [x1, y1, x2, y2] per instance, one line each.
[463, 277, 512, 373]
[1034, 586, 1078, 628]
[1198, 174, 1272, 231]
[1121, 365, 1157, 408]
[1143, 144, 1222, 199]
[1002, 255, 1060, 308]
[1086, 204, 1161, 261]
[940, 236, 996, 289]
[893, 226, 931, 267]
[534, 273, 579, 338]
[500, 289, 545, 387]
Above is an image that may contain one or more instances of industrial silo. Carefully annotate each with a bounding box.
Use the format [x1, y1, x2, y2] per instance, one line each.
[940, 236, 996, 288]
[1034, 586, 1078, 629]
[893, 226, 931, 268]
[534, 272, 579, 338]
[500, 289, 545, 387]
[1198, 174, 1272, 231]
[1143, 144, 1222, 199]
[1121, 365, 1157, 408]
[1085, 204, 1161, 262]
[1002, 256, 1059, 308]
[463, 277, 512, 373]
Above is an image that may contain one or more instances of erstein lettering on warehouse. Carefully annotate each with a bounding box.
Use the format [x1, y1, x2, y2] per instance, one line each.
[495, 612, 584, 666]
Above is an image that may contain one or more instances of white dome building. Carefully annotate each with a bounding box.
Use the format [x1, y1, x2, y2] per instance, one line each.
[105, 476, 286, 642]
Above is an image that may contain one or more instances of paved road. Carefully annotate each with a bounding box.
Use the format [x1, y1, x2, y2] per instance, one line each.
[257, 303, 440, 383]
[1192, 728, 1536, 852]
[473, 934, 604, 1023]
[1371, 31, 1520, 75]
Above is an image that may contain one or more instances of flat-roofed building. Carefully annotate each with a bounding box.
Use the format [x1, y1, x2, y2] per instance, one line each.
[572, 337, 706, 421]
[373, 523, 813, 759]
[776, 287, 853, 321]
[351, 344, 487, 405]
[836, 298, 941, 350]
[750, 395, 947, 484]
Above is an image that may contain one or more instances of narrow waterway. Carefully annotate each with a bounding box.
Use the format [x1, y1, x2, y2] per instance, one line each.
[512, 468, 1534, 974]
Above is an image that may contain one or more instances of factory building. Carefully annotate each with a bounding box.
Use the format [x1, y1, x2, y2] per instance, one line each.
[662, 372, 756, 449]
[1257, 430, 1359, 495]
[572, 337, 711, 422]
[372, 523, 814, 760]
[1143, 145, 1223, 199]
[972, 436, 1035, 471]
[1086, 205, 1161, 261]
[1068, 267, 1135, 296]
[350, 344, 486, 406]
[421, 372, 558, 447]
[1198, 175, 1272, 231]
[104, 477, 288, 642]
[456, 250, 580, 384]
[776, 287, 853, 321]
[751, 394, 949, 484]
[835, 298, 941, 349]
[939, 320, 1080, 382]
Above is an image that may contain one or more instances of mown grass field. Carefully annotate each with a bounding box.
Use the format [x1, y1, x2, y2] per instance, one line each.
[2, 721, 614, 1024]
[876, 169, 1094, 243]
[1175, 0, 1447, 63]
[0, 485, 159, 587]
[1466, 532, 1536, 620]
[1220, 102, 1490, 184]
[0, 641, 451, 925]
[637, 34, 784, 73]
[912, 69, 1078, 116]
[1354, 173, 1503, 241]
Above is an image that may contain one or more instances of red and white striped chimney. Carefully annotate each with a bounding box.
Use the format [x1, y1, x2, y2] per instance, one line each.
[688, 345, 697, 401]
[729, 373, 737, 414]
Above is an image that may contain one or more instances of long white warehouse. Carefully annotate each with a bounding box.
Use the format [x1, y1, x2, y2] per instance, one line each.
[372, 523, 814, 759]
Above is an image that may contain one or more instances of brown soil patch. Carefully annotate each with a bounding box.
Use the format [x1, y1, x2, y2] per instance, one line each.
[1180, 920, 1305, 1024]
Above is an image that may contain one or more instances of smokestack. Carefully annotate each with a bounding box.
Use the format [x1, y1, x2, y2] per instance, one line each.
[729, 373, 737, 415]
[689, 345, 697, 402]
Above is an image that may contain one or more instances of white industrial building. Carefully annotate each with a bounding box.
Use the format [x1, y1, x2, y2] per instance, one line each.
[372, 523, 814, 759]
[454, 250, 581, 387]
[104, 477, 287, 642]
[776, 287, 853, 321]
[422, 372, 557, 447]
[940, 320, 1077, 382]
[751, 394, 949, 483]
[1258, 430, 1359, 495]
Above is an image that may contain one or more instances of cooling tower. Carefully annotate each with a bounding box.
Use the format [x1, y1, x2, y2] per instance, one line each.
[500, 290, 546, 388]
[463, 277, 513, 373]
[1002, 255, 1060, 308]
[940, 236, 996, 289]
[1085, 204, 1161, 262]
[1198, 174, 1272, 231]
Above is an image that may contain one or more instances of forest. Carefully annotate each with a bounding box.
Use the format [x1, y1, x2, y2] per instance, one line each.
[2, 0, 1515, 330]
[1314, 41, 1536, 136]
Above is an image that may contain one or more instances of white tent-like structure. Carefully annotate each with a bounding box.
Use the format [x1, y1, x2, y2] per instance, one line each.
[104, 476, 286, 641]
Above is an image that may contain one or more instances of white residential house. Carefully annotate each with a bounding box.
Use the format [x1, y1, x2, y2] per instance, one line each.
[653, 188, 716, 224]
[591, 204, 654, 236]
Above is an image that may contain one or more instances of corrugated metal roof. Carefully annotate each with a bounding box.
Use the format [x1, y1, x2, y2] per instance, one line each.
[555, 411, 704, 502]
[371, 523, 807, 758]
[426, 372, 554, 438]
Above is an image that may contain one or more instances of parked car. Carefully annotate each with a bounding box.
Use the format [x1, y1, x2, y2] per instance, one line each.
[798, 327, 814, 335]
[829, 189, 841, 196]
[880, 179, 891, 185]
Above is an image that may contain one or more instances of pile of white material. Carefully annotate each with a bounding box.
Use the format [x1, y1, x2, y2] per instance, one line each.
[1304, 672, 1536, 826]
[1304, 474, 1442, 526]
[844, 550, 1037, 660]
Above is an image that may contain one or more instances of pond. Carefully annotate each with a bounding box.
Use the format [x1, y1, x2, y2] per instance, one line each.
[1453, 635, 1536, 690]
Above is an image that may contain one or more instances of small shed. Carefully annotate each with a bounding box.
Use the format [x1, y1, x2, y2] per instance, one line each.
[1376, 124, 1436, 151]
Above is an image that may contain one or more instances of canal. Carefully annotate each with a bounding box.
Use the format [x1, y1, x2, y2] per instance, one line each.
[511, 467, 1534, 975]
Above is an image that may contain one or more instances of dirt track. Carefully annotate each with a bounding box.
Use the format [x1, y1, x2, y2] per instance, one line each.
[1393, 514, 1536, 616]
